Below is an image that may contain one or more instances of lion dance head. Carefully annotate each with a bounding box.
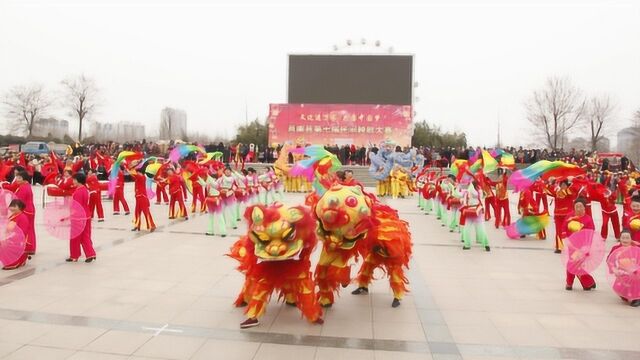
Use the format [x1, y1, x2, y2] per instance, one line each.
[245, 203, 318, 261]
[313, 184, 375, 252]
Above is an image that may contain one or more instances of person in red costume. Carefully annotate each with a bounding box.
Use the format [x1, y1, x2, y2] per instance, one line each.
[606, 229, 640, 307]
[336, 170, 360, 187]
[494, 172, 510, 228]
[623, 195, 640, 245]
[155, 176, 169, 205]
[571, 176, 592, 216]
[86, 169, 104, 222]
[550, 179, 576, 253]
[618, 174, 630, 212]
[2, 199, 31, 270]
[531, 178, 549, 214]
[58, 169, 75, 195]
[66, 173, 96, 263]
[167, 168, 188, 220]
[589, 182, 620, 240]
[480, 173, 497, 221]
[4, 170, 37, 255]
[562, 198, 596, 291]
[190, 169, 206, 214]
[518, 188, 546, 240]
[130, 167, 156, 232]
[112, 168, 130, 215]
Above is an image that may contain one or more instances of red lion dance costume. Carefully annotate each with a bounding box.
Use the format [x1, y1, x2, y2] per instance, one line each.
[227, 204, 323, 329]
[290, 145, 413, 308]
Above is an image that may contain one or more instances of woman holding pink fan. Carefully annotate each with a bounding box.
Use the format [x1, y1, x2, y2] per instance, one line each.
[606, 230, 640, 307]
[561, 198, 603, 291]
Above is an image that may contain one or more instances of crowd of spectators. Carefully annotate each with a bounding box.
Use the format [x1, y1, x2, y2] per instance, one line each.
[3, 139, 626, 173]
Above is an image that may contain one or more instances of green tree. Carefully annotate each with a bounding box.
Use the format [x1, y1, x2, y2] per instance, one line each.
[412, 120, 467, 148]
[234, 118, 268, 149]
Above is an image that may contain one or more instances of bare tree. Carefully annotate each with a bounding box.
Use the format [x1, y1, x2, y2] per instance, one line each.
[61, 74, 99, 142]
[525, 77, 587, 150]
[586, 95, 616, 151]
[2, 84, 51, 137]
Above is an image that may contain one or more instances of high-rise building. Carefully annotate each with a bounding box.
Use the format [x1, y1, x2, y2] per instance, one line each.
[88, 120, 145, 142]
[159, 107, 187, 140]
[617, 127, 640, 163]
[31, 117, 69, 139]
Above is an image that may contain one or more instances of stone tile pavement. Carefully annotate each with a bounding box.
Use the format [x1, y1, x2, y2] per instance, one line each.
[0, 186, 638, 359]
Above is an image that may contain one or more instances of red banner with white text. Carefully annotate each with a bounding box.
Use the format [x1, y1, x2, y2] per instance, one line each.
[268, 104, 413, 147]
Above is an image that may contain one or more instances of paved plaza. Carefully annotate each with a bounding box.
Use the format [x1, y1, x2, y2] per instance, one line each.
[0, 186, 639, 360]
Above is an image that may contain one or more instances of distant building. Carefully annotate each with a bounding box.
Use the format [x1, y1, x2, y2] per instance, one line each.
[159, 108, 187, 140]
[617, 127, 640, 163]
[89, 121, 145, 142]
[567, 137, 589, 151]
[31, 117, 69, 139]
[567, 136, 610, 152]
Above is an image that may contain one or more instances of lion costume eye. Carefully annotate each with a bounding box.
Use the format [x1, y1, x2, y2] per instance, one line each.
[282, 227, 296, 242]
[252, 231, 270, 242]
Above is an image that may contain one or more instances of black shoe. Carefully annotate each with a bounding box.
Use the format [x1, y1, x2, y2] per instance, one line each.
[124, 212, 130, 215]
[449, 229, 453, 233]
[205, 232, 214, 236]
[630, 299, 640, 307]
[235, 301, 248, 307]
[584, 284, 596, 291]
[351, 287, 369, 295]
[462, 246, 470, 250]
[520, 235, 525, 238]
[131, 228, 139, 232]
[185, 217, 189, 220]
[65, 258, 78, 262]
[233, 227, 238, 230]
[565, 285, 573, 291]
[85, 257, 96, 263]
[321, 303, 333, 308]
[98, 219, 104, 222]
[485, 246, 491, 252]
[285, 301, 297, 307]
[221, 234, 227, 237]
[113, 212, 120, 215]
[240, 318, 259, 329]
[554, 249, 562, 254]
[391, 298, 401, 308]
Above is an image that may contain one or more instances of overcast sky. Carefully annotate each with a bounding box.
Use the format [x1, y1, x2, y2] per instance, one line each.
[1, 0, 639, 147]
